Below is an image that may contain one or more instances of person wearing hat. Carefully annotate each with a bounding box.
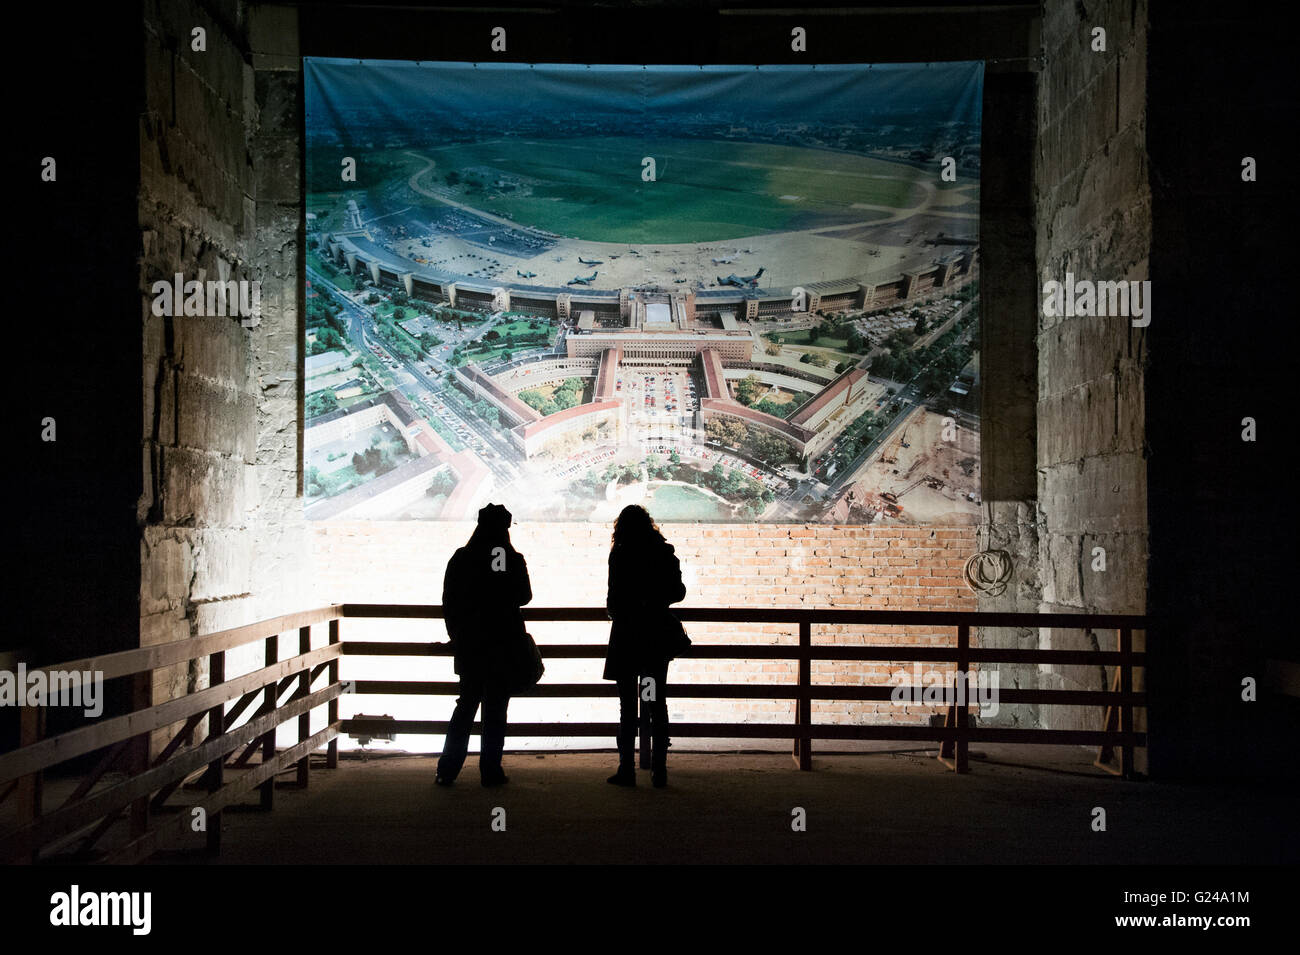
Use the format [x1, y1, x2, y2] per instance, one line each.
[436, 503, 532, 786]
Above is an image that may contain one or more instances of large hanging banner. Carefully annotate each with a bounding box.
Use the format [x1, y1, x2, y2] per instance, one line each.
[304, 59, 982, 524]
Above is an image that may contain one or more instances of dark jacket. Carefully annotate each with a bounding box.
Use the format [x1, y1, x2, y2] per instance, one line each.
[442, 544, 532, 682]
[603, 539, 690, 681]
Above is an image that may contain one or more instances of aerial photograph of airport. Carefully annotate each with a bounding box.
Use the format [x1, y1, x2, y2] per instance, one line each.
[304, 60, 983, 523]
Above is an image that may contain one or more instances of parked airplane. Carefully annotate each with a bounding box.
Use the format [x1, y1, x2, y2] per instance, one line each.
[516, 269, 537, 278]
[711, 256, 736, 265]
[567, 271, 598, 286]
[717, 267, 765, 288]
[577, 257, 604, 266]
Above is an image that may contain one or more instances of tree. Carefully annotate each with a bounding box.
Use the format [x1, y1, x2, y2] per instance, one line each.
[306, 390, 338, 418]
[735, 374, 762, 406]
[427, 470, 456, 497]
[914, 313, 927, 335]
[846, 328, 865, 353]
[519, 390, 547, 412]
[752, 430, 795, 464]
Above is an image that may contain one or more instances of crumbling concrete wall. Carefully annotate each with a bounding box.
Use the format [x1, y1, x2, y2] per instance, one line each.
[1032, 0, 1150, 733]
[138, 0, 309, 751]
[974, 68, 1044, 730]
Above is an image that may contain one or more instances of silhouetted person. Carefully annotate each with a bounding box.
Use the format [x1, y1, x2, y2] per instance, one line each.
[436, 503, 531, 787]
[603, 504, 689, 787]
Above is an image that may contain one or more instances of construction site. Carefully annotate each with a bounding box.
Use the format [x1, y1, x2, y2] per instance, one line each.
[834, 407, 981, 524]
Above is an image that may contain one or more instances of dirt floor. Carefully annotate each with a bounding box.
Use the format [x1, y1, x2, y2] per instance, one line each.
[845, 407, 981, 524]
[141, 748, 1297, 866]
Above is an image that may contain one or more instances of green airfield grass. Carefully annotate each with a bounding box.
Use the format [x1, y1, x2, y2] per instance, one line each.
[385, 137, 953, 244]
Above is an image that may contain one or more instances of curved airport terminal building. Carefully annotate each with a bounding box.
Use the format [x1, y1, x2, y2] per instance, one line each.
[307, 226, 977, 520]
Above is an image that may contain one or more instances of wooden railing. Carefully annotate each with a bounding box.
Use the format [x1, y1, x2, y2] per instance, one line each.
[0, 604, 1146, 864]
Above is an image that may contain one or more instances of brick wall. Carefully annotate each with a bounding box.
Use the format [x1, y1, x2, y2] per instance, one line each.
[310, 521, 977, 746]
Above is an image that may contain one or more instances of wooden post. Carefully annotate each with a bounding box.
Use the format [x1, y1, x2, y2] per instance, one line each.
[954, 624, 970, 774]
[260, 635, 277, 809]
[638, 680, 652, 770]
[793, 619, 812, 771]
[206, 649, 225, 855]
[14, 706, 44, 864]
[1094, 642, 1122, 774]
[1119, 627, 1133, 780]
[938, 703, 956, 763]
[296, 625, 312, 787]
[129, 671, 152, 837]
[327, 618, 340, 769]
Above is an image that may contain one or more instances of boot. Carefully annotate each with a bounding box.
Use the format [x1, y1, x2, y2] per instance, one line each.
[608, 730, 636, 786]
[651, 736, 668, 788]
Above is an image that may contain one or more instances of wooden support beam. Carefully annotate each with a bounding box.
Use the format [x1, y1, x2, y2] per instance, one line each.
[327, 619, 341, 770]
[1120, 628, 1134, 780]
[260, 636, 277, 810]
[793, 620, 812, 770]
[14, 707, 44, 864]
[954, 624, 970, 773]
[3, 685, 341, 862]
[206, 648, 225, 855]
[129, 672, 151, 840]
[62, 739, 130, 809]
[105, 723, 341, 866]
[0, 643, 342, 783]
[152, 713, 204, 769]
[296, 626, 312, 788]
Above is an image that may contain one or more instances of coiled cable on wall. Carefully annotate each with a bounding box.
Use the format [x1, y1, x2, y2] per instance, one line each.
[963, 549, 1013, 597]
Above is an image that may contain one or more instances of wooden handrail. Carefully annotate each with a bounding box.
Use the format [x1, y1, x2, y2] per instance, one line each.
[9, 603, 1147, 686]
[341, 640, 1144, 666]
[18, 605, 346, 681]
[1, 603, 1147, 864]
[0, 644, 341, 783]
[342, 603, 1149, 629]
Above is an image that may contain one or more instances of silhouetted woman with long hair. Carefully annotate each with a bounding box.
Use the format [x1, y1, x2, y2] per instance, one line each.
[436, 503, 531, 787]
[604, 504, 690, 787]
